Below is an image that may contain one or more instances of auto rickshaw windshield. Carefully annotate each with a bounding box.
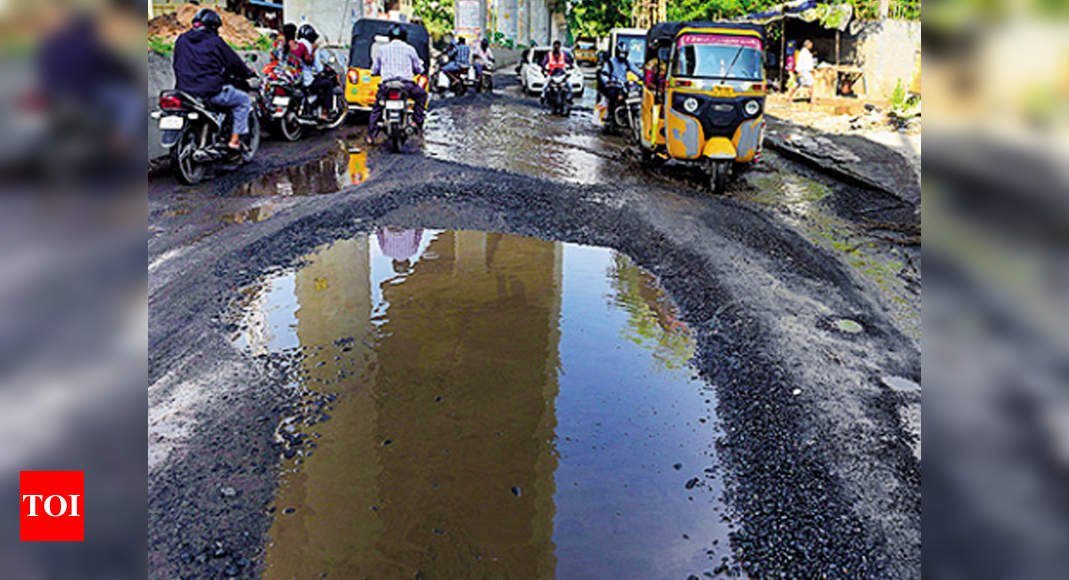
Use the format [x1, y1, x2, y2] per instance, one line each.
[672, 34, 763, 81]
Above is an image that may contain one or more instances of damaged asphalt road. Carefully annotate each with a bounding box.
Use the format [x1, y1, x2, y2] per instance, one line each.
[148, 77, 920, 578]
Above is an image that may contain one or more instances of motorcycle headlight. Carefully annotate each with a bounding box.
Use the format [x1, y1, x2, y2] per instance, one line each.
[744, 100, 761, 116]
[682, 97, 699, 114]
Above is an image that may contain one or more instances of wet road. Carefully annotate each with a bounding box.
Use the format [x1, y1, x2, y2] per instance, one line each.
[148, 74, 921, 578]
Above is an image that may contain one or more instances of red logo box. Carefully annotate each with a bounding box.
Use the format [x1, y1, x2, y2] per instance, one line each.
[20, 471, 84, 541]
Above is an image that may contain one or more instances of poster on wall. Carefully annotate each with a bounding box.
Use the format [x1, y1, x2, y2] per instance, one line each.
[456, 0, 480, 39]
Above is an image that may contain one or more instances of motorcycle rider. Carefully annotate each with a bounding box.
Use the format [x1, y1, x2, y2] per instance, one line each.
[540, 40, 574, 104]
[172, 8, 256, 155]
[292, 24, 333, 120]
[598, 41, 642, 114]
[472, 37, 494, 79]
[442, 35, 472, 76]
[366, 24, 428, 145]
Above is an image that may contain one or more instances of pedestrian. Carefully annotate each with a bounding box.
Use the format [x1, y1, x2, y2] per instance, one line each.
[787, 39, 815, 102]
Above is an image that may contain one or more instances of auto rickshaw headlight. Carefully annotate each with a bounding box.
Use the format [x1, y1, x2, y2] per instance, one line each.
[683, 97, 700, 114]
[744, 100, 761, 117]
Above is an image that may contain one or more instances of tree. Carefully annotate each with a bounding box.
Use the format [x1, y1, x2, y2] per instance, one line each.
[413, 0, 454, 39]
[568, 0, 633, 38]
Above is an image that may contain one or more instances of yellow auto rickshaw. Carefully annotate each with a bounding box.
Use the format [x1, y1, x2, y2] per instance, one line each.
[345, 19, 431, 112]
[637, 22, 767, 192]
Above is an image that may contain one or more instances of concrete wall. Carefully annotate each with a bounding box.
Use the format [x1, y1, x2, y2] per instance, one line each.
[284, 0, 355, 46]
[851, 19, 920, 99]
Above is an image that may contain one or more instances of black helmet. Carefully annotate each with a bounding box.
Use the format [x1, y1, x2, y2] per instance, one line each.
[616, 40, 629, 58]
[480, 38, 489, 49]
[297, 24, 318, 43]
[388, 24, 406, 42]
[193, 8, 222, 33]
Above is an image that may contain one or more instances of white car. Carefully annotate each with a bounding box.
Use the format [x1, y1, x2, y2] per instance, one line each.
[517, 47, 585, 98]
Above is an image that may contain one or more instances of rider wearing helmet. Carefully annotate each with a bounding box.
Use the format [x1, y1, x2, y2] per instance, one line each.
[598, 40, 641, 108]
[366, 24, 428, 145]
[291, 24, 334, 119]
[540, 40, 574, 103]
[173, 8, 256, 154]
[472, 37, 494, 79]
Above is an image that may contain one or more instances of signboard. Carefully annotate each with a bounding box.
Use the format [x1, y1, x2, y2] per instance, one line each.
[456, 0, 480, 39]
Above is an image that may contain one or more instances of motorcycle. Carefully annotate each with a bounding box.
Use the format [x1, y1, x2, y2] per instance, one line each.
[153, 74, 261, 185]
[476, 58, 495, 93]
[543, 69, 572, 116]
[432, 55, 477, 96]
[603, 78, 642, 139]
[377, 80, 417, 153]
[261, 53, 347, 142]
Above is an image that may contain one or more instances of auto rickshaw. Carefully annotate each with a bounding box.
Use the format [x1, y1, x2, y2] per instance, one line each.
[574, 36, 598, 66]
[345, 19, 431, 112]
[637, 22, 767, 193]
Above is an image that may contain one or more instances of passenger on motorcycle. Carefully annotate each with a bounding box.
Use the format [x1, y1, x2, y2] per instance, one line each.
[472, 38, 494, 78]
[442, 36, 472, 75]
[540, 40, 574, 103]
[366, 24, 428, 145]
[172, 8, 256, 155]
[598, 41, 641, 103]
[292, 24, 333, 120]
[267, 23, 300, 77]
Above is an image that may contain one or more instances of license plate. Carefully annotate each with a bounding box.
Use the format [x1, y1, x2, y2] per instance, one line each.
[385, 100, 404, 110]
[272, 96, 290, 106]
[710, 85, 734, 97]
[158, 116, 183, 130]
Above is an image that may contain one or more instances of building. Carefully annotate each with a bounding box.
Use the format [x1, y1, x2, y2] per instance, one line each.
[283, 0, 413, 45]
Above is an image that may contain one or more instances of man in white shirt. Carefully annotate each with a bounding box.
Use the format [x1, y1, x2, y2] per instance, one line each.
[788, 39, 815, 101]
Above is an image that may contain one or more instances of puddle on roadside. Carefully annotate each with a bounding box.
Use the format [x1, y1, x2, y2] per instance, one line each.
[739, 166, 920, 338]
[221, 202, 276, 224]
[232, 141, 370, 196]
[423, 83, 634, 185]
[233, 229, 733, 578]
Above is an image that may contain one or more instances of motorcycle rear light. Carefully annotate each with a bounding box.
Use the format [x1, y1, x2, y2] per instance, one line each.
[387, 90, 402, 99]
[274, 86, 287, 96]
[159, 95, 184, 110]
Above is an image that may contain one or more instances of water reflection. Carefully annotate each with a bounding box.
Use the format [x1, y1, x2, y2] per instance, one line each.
[237, 230, 728, 578]
[232, 141, 369, 196]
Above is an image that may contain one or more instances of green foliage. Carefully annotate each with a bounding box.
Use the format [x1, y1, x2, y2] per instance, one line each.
[231, 35, 274, 52]
[569, 0, 633, 38]
[413, 0, 455, 39]
[667, 0, 781, 22]
[148, 36, 174, 55]
[889, 78, 906, 108]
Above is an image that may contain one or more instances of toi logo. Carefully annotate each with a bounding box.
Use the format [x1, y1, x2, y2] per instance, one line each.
[20, 471, 84, 541]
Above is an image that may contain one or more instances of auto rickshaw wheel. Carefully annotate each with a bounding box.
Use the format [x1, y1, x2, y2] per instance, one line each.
[708, 160, 730, 194]
[638, 148, 662, 169]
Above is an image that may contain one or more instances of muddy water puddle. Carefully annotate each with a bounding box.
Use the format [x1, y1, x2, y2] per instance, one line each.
[424, 88, 634, 185]
[231, 141, 370, 197]
[233, 229, 731, 578]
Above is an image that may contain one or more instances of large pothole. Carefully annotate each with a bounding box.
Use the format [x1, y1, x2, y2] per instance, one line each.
[231, 229, 733, 578]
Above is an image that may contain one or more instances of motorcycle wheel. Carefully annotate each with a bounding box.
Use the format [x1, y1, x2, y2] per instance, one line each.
[390, 129, 404, 154]
[173, 126, 207, 185]
[241, 112, 260, 163]
[280, 112, 303, 142]
[325, 94, 348, 129]
[455, 83, 467, 97]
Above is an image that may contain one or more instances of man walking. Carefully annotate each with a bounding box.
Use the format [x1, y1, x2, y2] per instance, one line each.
[787, 39, 815, 102]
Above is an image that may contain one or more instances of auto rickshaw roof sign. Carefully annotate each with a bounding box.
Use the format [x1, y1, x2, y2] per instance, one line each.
[678, 34, 762, 49]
